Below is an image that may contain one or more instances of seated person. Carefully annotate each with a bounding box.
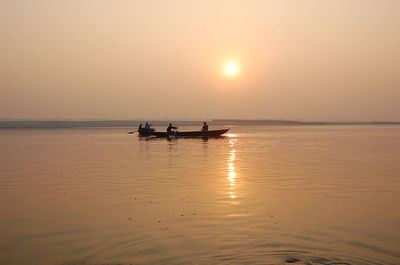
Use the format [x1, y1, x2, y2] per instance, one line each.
[202, 122, 208, 131]
[167, 123, 178, 133]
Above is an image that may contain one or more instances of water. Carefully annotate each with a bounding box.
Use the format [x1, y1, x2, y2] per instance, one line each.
[1, 125, 399, 265]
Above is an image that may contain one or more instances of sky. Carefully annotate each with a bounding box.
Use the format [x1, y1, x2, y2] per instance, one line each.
[1, 0, 399, 121]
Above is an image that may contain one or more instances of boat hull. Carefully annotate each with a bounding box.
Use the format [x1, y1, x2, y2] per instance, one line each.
[152, 129, 229, 138]
[138, 128, 155, 136]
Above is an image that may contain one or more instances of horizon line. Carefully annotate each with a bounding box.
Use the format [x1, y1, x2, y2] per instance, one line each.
[1, 119, 400, 124]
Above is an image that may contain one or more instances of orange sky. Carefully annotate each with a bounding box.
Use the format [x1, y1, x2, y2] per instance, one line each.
[1, 0, 399, 121]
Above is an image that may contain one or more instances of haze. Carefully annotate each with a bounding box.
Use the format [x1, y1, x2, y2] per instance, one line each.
[1, 0, 399, 121]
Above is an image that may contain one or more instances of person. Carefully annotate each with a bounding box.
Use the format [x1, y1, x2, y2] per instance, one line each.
[202, 122, 208, 131]
[167, 123, 178, 134]
[144, 122, 152, 129]
[138, 123, 143, 131]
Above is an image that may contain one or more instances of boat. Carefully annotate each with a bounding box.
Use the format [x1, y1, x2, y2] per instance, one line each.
[151, 128, 229, 138]
[138, 127, 155, 136]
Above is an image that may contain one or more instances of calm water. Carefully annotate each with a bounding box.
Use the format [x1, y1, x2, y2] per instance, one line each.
[1, 125, 399, 265]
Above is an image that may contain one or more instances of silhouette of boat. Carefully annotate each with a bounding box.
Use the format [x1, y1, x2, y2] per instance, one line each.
[149, 128, 229, 138]
[138, 127, 155, 136]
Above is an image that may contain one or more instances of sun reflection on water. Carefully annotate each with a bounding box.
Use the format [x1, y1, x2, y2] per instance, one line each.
[227, 138, 238, 199]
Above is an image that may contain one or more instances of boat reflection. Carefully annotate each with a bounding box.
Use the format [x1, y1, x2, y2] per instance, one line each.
[227, 137, 238, 200]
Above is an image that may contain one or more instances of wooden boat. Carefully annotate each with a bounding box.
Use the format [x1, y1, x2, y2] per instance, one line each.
[138, 127, 155, 136]
[151, 128, 229, 138]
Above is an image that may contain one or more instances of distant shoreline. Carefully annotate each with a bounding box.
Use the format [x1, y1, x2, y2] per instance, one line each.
[1, 119, 400, 129]
[212, 119, 400, 125]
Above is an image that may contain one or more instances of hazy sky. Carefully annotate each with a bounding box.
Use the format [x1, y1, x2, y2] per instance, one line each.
[1, 0, 399, 121]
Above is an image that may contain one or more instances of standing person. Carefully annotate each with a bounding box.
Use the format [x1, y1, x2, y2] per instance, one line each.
[202, 122, 209, 131]
[138, 123, 143, 131]
[167, 123, 178, 134]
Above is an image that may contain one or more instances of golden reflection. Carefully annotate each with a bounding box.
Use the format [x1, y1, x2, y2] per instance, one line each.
[227, 138, 238, 199]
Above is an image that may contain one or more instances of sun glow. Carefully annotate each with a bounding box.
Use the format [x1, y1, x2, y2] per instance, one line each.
[223, 61, 240, 77]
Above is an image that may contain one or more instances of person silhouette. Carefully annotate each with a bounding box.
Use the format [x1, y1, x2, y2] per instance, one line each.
[202, 122, 208, 131]
[167, 123, 178, 134]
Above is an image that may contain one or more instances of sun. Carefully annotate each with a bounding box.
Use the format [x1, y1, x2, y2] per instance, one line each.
[223, 61, 240, 77]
